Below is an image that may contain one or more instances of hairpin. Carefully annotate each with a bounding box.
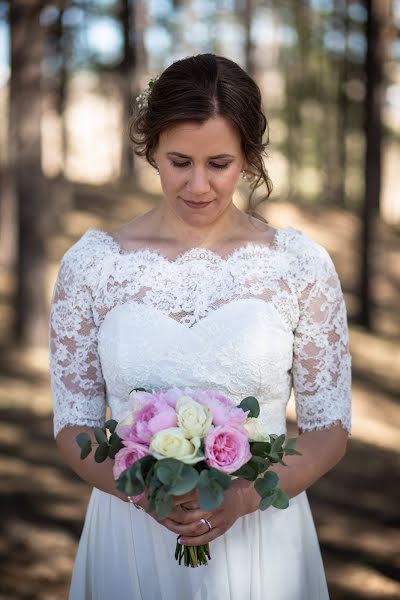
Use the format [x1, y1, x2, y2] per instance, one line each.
[136, 75, 159, 110]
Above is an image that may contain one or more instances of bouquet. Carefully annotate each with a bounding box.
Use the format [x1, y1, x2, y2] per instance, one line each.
[76, 387, 301, 567]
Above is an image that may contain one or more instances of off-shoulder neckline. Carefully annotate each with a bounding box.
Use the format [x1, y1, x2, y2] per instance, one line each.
[86, 226, 297, 265]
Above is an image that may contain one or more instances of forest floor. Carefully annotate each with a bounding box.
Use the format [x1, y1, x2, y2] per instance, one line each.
[0, 179, 399, 599]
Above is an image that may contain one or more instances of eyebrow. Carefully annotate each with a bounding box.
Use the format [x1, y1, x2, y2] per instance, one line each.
[166, 152, 235, 159]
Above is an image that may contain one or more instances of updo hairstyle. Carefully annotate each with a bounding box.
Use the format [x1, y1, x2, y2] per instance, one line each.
[130, 53, 273, 222]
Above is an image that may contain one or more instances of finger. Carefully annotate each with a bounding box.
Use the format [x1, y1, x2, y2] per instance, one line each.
[172, 489, 199, 508]
[158, 517, 212, 538]
[178, 525, 222, 547]
[180, 501, 199, 511]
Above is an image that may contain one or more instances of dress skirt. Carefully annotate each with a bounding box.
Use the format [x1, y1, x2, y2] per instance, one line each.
[69, 487, 329, 600]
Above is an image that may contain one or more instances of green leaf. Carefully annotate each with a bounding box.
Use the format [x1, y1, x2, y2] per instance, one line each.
[155, 487, 173, 520]
[117, 468, 144, 497]
[167, 464, 199, 496]
[230, 461, 258, 480]
[105, 419, 118, 433]
[272, 488, 289, 509]
[156, 459, 183, 486]
[198, 479, 224, 511]
[251, 441, 271, 457]
[267, 452, 280, 463]
[271, 434, 286, 453]
[76, 432, 91, 449]
[80, 440, 92, 459]
[94, 427, 108, 445]
[108, 432, 124, 459]
[254, 471, 279, 496]
[284, 438, 297, 451]
[259, 490, 277, 511]
[208, 468, 231, 490]
[238, 396, 260, 418]
[154, 459, 198, 496]
[94, 441, 109, 463]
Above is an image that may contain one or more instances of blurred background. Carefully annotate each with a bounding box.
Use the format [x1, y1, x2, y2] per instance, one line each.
[0, 1, 399, 598]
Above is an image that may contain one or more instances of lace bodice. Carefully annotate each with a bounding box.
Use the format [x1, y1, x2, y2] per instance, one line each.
[49, 226, 352, 439]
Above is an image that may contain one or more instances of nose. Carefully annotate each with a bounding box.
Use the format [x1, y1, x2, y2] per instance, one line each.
[186, 166, 211, 195]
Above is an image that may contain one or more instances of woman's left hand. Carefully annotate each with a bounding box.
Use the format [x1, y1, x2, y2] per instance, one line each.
[177, 479, 254, 547]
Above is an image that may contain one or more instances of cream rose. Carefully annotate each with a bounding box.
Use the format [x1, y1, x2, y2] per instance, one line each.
[175, 396, 213, 439]
[150, 427, 204, 464]
[244, 417, 271, 443]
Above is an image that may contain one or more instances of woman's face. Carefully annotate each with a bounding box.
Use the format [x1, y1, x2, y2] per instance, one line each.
[152, 116, 246, 222]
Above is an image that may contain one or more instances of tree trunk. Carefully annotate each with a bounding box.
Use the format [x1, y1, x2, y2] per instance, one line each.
[359, 0, 391, 329]
[119, 0, 136, 179]
[10, 0, 50, 348]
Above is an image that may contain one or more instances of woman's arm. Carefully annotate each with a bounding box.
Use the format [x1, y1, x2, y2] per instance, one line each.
[238, 424, 348, 515]
[56, 425, 128, 502]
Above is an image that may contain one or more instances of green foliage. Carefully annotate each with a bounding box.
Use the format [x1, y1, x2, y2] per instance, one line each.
[238, 396, 260, 418]
[272, 488, 289, 509]
[154, 459, 199, 496]
[94, 441, 109, 463]
[105, 419, 118, 433]
[198, 470, 224, 510]
[94, 427, 108, 445]
[155, 487, 173, 520]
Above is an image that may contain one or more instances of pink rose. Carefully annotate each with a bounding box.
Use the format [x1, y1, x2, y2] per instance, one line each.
[156, 387, 190, 408]
[191, 390, 248, 427]
[204, 425, 252, 474]
[113, 441, 150, 480]
[118, 398, 177, 444]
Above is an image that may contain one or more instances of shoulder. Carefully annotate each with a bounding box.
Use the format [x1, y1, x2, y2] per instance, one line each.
[282, 226, 339, 288]
[58, 229, 114, 285]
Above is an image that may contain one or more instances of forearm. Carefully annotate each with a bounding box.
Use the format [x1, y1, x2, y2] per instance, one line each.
[241, 424, 349, 514]
[56, 425, 127, 503]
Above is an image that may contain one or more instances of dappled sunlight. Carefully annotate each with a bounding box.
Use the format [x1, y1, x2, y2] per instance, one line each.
[0, 186, 399, 598]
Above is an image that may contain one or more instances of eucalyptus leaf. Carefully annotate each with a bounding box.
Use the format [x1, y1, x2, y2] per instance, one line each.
[208, 468, 231, 490]
[199, 479, 224, 511]
[167, 465, 199, 496]
[271, 434, 286, 453]
[80, 440, 92, 459]
[105, 419, 118, 433]
[251, 441, 271, 457]
[272, 488, 289, 509]
[94, 441, 109, 463]
[155, 487, 173, 520]
[76, 432, 91, 449]
[238, 396, 260, 418]
[231, 461, 258, 480]
[94, 427, 108, 445]
[259, 491, 277, 511]
[254, 471, 279, 496]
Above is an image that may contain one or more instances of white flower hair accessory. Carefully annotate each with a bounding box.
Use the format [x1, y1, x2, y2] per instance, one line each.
[136, 75, 160, 110]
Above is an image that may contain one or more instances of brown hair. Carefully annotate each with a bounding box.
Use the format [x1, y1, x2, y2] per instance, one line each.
[130, 53, 272, 223]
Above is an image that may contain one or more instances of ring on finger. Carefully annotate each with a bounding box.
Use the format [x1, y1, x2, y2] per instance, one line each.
[199, 517, 212, 532]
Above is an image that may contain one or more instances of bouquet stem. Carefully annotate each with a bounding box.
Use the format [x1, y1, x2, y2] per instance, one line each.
[175, 539, 211, 567]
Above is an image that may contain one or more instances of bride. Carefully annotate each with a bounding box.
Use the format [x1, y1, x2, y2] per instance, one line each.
[50, 53, 351, 599]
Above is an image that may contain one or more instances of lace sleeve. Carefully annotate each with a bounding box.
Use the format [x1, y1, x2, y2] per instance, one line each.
[292, 241, 352, 434]
[49, 238, 106, 439]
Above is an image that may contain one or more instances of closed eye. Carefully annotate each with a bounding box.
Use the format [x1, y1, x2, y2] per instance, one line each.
[171, 161, 230, 170]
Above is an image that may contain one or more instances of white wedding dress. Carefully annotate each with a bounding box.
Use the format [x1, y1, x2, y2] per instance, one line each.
[49, 226, 352, 600]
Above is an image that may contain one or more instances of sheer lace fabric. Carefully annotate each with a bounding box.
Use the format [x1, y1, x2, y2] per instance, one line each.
[49, 226, 352, 439]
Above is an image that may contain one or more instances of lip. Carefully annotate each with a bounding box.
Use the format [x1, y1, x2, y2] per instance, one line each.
[182, 198, 213, 209]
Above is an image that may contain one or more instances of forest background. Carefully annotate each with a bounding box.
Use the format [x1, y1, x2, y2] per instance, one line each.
[0, 1, 399, 598]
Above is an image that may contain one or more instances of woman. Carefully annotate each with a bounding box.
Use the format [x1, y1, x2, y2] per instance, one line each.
[50, 53, 352, 599]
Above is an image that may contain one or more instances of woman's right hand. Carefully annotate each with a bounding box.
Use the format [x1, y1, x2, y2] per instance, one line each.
[140, 489, 216, 539]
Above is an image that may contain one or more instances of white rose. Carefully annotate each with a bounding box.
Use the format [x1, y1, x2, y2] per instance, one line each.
[115, 411, 135, 434]
[175, 396, 212, 439]
[150, 428, 204, 464]
[244, 418, 271, 443]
